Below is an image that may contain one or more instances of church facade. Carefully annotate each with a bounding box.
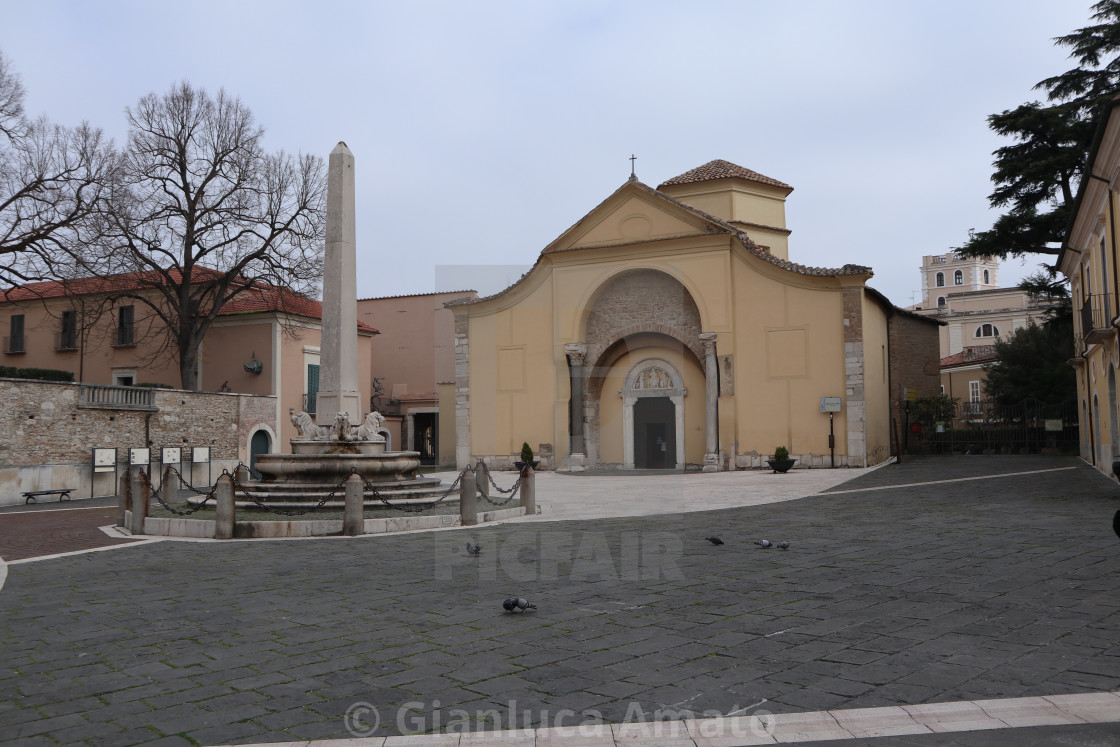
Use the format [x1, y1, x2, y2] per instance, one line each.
[449, 160, 940, 470]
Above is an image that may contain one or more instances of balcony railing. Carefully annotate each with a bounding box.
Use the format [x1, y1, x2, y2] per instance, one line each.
[1080, 292, 1113, 347]
[78, 384, 157, 411]
[54, 332, 78, 351]
[3, 335, 25, 354]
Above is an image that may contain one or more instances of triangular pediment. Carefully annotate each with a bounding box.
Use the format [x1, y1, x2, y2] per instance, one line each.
[543, 182, 726, 254]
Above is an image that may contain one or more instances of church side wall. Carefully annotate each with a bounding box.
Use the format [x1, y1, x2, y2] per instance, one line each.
[730, 256, 849, 467]
[466, 279, 557, 468]
[0, 379, 276, 505]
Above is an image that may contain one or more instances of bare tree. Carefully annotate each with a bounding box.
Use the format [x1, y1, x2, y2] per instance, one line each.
[0, 50, 117, 287]
[89, 82, 326, 390]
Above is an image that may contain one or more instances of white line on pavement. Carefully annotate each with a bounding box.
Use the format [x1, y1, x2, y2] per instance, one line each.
[821, 466, 1077, 495]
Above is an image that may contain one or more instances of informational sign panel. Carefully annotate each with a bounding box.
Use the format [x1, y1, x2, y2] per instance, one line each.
[192, 446, 210, 463]
[902, 387, 918, 402]
[161, 447, 182, 464]
[1045, 419, 1064, 432]
[93, 448, 116, 473]
[819, 397, 842, 413]
[129, 447, 151, 466]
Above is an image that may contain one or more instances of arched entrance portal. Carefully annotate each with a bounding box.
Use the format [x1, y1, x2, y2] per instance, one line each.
[249, 430, 271, 480]
[621, 359, 686, 470]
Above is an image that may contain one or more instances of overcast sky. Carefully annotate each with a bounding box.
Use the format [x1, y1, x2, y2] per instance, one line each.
[0, 1, 1095, 305]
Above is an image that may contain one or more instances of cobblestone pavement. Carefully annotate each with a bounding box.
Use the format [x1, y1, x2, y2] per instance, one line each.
[0, 456, 1119, 746]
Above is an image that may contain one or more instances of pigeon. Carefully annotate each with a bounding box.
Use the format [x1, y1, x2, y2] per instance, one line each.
[503, 597, 537, 613]
[705, 536, 724, 545]
[466, 542, 482, 556]
[777, 541, 790, 550]
[754, 540, 772, 548]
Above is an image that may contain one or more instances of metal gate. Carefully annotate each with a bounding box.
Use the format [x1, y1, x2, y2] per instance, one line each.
[901, 398, 1079, 455]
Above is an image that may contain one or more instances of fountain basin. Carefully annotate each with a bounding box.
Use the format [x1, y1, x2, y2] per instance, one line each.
[254, 450, 422, 484]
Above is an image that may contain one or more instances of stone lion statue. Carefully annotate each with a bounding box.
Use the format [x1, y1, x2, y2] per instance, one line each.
[355, 410, 387, 442]
[290, 410, 328, 440]
[331, 411, 358, 442]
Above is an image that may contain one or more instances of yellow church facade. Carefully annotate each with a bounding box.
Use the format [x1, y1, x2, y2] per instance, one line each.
[449, 160, 940, 471]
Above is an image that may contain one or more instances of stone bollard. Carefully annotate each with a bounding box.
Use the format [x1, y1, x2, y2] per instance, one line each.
[521, 464, 536, 516]
[476, 460, 489, 500]
[117, 468, 130, 528]
[460, 466, 478, 526]
[343, 473, 364, 536]
[235, 464, 251, 484]
[129, 469, 149, 535]
[215, 473, 235, 540]
[163, 466, 180, 503]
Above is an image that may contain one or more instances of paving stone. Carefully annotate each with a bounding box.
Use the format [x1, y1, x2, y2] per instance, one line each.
[4, 456, 1120, 745]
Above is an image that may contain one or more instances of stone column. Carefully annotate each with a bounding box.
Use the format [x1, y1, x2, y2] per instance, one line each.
[215, 473, 235, 540]
[476, 460, 489, 500]
[117, 469, 130, 528]
[129, 470, 148, 535]
[162, 466, 179, 502]
[460, 467, 477, 526]
[520, 465, 536, 515]
[316, 142, 362, 426]
[453, 314, 471, 469]
[700, 332, 721, 471]
[564, 342, 587, 469]
[343, 473, 364, 536]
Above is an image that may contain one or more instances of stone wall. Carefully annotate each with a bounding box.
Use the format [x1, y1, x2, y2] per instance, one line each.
[0, 379, 276, 505]
[584, 269, 704, 367]
[843, 287, 867, 467]
[887, 312, 943, 453]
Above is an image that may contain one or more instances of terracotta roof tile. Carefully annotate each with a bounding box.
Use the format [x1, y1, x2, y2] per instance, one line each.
[658, 159, 792, 191]
[0, 271, 378, 334]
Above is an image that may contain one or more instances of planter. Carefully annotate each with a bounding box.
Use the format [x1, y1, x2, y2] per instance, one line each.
[514, 461, 540, 471]
[766, 458, 796, 473]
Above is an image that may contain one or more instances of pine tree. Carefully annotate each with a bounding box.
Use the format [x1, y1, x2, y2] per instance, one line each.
[959, 1, 1120, 260]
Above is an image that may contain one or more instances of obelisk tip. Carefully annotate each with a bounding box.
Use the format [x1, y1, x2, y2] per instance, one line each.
[331, 141, 352, 155]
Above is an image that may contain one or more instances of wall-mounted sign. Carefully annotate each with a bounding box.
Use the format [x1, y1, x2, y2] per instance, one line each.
[819, 397, 842, 413]
[192, 446, 210, 463]
[129, 447, 150, 466]
[161, 447, 182, 464]
[1045, 419, 1064, 432]
[902, 387, 918, 402]
[93, 448, 116, 473]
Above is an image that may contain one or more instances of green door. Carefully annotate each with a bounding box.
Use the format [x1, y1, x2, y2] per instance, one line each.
[307, 363, 319, 413]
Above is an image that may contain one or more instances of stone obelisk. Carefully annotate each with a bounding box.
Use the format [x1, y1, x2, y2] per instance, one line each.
[315, 142, 362, 426]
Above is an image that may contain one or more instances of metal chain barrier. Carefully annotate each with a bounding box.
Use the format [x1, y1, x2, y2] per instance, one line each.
[475, 461, 523, 507]
[138, 462, 513, 518]
[166, 465, 213, 495]
[360, 468, 465, 513]
[227, 465, 343, 517]
[142, 468, 217, 517]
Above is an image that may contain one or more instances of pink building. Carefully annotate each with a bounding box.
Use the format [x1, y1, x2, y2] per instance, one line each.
[0, 272, 377, 467]
[357, 290, 476, 466]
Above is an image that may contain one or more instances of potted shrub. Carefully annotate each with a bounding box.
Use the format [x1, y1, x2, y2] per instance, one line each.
[767, 446, 796, 473]
[514, 442, 540, 470]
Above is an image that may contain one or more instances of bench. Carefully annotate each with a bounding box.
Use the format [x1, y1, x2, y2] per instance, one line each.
[23, 488, 75, 504]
